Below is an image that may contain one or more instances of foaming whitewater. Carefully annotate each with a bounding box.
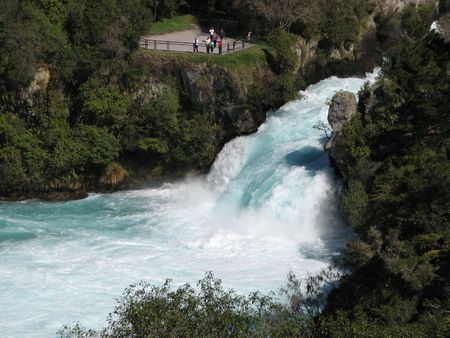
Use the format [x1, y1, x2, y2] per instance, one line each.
[0, 71, 378, 337]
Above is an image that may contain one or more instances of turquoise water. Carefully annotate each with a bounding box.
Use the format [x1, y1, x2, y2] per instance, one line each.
[0, 73, 376, 337]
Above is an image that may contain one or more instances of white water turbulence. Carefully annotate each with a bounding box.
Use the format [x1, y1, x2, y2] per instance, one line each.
[0, 72, 377, 337]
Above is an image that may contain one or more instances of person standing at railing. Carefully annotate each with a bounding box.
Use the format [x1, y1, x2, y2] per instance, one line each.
[219, 28, 225, 40]
[206, 37, 211, 54]
[209, 27, 214, 39]
[218, 39, 223, 55]
[193, 37, 199, 53]
[209, 39, 215, 54]
[213, 33, 217, 48]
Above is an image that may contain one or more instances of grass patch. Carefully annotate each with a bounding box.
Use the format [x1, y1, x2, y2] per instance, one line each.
[140, 44, 268, 71]
[137, 44, 272, 90]
[147, 15, 197, 35]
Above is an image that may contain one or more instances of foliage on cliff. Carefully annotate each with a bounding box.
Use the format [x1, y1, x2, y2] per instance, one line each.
[323, 15, 450, 336]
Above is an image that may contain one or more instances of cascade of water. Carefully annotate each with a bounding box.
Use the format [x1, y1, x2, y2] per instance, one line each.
[0, 71, 377, 337]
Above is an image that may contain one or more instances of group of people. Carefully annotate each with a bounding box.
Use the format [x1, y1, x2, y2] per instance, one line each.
[193, 27, 226, 54]
[192, 28, 252, 55]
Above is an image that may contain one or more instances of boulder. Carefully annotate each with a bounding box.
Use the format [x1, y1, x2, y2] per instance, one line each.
[325, 91, 358, 170]
[327, 91, 358, 133]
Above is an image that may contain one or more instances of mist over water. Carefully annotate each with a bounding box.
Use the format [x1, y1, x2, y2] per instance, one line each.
[0, 73, 376, 337]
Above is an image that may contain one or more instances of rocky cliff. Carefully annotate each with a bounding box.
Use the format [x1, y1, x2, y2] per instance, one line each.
[325, 91, 358, 172]
[136, 52, 273, 145]
[294, 0, 442, 85]
[179, 64, 267, 138]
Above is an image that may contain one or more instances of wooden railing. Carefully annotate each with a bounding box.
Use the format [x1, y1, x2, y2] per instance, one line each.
[139, 37, 249, 54]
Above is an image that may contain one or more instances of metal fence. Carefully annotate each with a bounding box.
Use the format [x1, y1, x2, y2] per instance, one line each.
[139, 37, 250, 55]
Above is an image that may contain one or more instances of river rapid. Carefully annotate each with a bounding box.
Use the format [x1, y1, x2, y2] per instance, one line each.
[0, 72, 376, 337]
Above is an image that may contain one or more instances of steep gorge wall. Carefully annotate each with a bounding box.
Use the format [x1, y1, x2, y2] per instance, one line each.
[135, 53, 274, 142]
[294, 0, 441, 85]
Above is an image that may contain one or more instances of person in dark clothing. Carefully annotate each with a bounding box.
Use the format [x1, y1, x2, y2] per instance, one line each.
[193, 37, 199, 52]
[213, 33, 217, 48]
[219, 28, 225, 40]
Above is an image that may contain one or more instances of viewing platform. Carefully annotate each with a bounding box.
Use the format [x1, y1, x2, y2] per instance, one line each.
[140, 26, 253, 54]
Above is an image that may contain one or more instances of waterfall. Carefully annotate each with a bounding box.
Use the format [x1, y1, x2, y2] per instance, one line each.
[0, 71, 377, 337]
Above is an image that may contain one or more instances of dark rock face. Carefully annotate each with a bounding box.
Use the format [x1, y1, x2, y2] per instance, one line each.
[179, 64, 266, 138]
[325, 91, 358, 169]
[180, 66, 240, 112]
[137, 52, 270, 144]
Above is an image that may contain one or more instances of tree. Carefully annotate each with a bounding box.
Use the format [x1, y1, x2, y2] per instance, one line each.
[79, 77, 131, 131]
[246, 0, 318, 33]
[313, 120, 332, 138]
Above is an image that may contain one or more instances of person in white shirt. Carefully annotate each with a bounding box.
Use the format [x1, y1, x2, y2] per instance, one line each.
[206, 37, 211, 53]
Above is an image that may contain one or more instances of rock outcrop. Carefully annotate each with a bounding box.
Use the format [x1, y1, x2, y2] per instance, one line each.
[294, 0, 443, 85]
[327, 91, 358, 133]
[180, 65, 265, 137]
[137, 52, 270, 145]
[325, 91, 358, 169]
[378, 0, 438, 12]
[19, 67, 51, 113]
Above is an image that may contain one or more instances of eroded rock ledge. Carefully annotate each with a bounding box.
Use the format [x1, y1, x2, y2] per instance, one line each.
[325, 91, 358, 172]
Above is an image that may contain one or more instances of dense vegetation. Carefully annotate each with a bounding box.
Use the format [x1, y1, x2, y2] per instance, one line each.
[59, 270, 341, 338]
[326, 19, 450, 337]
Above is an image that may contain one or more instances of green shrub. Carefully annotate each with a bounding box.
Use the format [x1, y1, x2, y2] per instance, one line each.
[137, 137, 169, 156]
[340, 180, 369, 230]
[401, 4, 435, 39]
[0, 146, 27, 194]
[80, 78, 131, 131]
[76, 125, 120, 167]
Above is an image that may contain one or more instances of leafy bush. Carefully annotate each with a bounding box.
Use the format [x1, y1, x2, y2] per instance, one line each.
[137, 137, 169, 156]
[58, 269, 345, 338]
[340, 180, 369, 230]
[76, 125, 120, 167]
[268, 28, 298, 75]
[80, 78, 131, 131]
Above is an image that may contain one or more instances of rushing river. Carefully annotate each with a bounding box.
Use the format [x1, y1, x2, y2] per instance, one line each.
[0, 73, 376, 337]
